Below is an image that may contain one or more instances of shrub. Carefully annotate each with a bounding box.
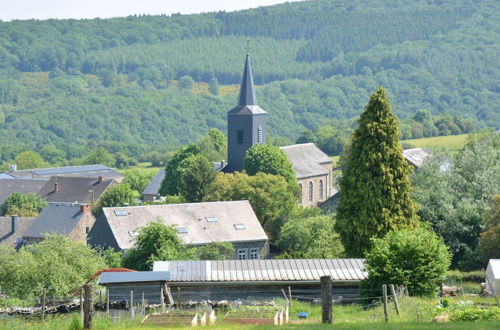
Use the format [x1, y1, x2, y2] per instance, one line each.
[361, 227, 451, 297]
[450, 307, 500, 321]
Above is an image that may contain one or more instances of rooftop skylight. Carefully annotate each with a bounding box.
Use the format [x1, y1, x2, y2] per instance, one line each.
[206, 216, 217, 223]
[234, 224, 246, 230]
[114, 210, 127, 216]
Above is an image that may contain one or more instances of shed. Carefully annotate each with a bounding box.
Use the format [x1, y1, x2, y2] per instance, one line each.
[153, 259, 366, 303]
[98, 271, 170, 304]
[485, 259, 500, 296]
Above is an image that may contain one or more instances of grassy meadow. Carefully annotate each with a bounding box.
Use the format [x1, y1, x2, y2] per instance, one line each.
[401, 134, 469, 151]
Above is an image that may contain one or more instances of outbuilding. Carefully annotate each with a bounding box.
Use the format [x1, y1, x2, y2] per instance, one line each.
[485, 259, 500, 296]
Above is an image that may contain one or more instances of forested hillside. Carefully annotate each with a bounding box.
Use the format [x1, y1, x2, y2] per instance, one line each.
[0, 0, 498, 163]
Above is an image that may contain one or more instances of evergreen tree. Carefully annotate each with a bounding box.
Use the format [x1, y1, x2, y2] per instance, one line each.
[179, 154, 216, 202]
[159, 144, 201, 196]
[335, 87, 417, 257]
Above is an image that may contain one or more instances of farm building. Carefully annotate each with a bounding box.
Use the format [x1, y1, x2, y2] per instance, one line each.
[0, 164, 123, 182]
[98, 271, 170, 304]
[88, 200, 269, 259]
[485, 259, 500, 296]
[141, 169, 165, 202]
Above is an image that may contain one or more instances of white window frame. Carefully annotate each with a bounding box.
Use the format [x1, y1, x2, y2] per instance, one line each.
[249, 248, 259, 260]
[237, 248, 248, 260]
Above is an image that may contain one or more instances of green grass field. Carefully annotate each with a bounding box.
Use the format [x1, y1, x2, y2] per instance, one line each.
[401, 134, 469, 151]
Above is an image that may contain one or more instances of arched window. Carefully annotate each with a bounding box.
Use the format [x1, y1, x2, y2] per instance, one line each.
[299, 183, 303, 204]
[309, 181, 314, 203]
[319, 180, 324, 201]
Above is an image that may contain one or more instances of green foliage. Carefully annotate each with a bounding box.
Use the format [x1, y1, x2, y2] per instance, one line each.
[450, 307, 500, 322]
[0, 192, 47, 217]
[94, 183, 135, 214]
[179, 154, 216, 202]
[192, 242, 235, 260]
[96, 247, 123, 268]
[479, 195, 500, 263]
[14, 151, 46, 170]
[122, 221, 193, 271]
[196, 128, 227, 162]
[412, 131, 500, 267]
[0, 235, 106, 297]
[444, 270, 485, 285]
[159, 144, 201, 196]
[208, 77, 219, 95]
[81, 147, 116, 167]
[39, 145, 66, 165]
[277, 214, 344, 259]
[244, 143, 297, 188]
[178, 75, 194, 91]
[362, 228, 451, 297]
[206, 172, 296, 240]
[336, 88, 418, 257]
[122, 169, 155, 193]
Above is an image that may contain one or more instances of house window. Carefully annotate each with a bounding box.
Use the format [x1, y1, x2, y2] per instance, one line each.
[85, 227, 90, 235]
[258, 126, 263, 144]
[319, 180, 324, 201]
[237, 130, 244, 144]
[299, 183, 303, 204]
[237, 249, 247, 260]
[309, 181, 314, 202]
[249, 248, 259, 260]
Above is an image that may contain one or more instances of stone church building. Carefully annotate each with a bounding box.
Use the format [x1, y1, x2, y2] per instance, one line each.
[224, 55, 333, 206]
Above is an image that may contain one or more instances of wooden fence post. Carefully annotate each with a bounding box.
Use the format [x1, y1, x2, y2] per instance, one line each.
[106, 288, 110, 315]
[83, 284, 93, 329]
[382, 284, 388, 322]
[390, 284, 400, 316]
[130, 290, 134, 320]
[321, 275, 332, 324]
[80, 289, 84, 320]
[42, 289, 46, 321]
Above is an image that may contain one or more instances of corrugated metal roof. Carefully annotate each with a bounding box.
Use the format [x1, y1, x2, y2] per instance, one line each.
[98, 271, 170, 284]
[153, 259, 366, 282]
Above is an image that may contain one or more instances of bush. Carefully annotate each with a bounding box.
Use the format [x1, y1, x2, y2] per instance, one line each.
[450, 307, 500, 321]
[361, 227, 451, 297]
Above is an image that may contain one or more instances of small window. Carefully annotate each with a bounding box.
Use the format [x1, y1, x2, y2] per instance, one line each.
[177, 227, 188, 234]
[237, 130, 244, 144]
[206, 217, 217, 223]
[234, 224, 246, 230]
[258, 126, 263, 144]
[237, 249, 247, 260]
[249, 248, 259, 260]
[128, 230, 139, 238]
[114, 210, 127, 216]
[85, 227, 90, 235]
[309, 181, 314, 202]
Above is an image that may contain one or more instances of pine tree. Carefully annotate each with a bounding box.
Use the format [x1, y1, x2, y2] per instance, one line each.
[335, 87, 417, 257]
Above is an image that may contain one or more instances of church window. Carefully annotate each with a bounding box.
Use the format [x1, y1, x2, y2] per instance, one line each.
[258, 126, 263, 143]
[299, 183, 303, 204]
[237, 130, 244, 144]
[309, 181, 314, 203]
[319, 180, 324, 201]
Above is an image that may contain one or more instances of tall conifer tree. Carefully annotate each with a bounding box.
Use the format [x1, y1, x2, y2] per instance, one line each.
[335, 87, 417, 257]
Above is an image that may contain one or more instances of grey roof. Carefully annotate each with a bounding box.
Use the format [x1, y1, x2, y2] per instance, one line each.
[98, 271, 170, 284]
[101, 200, 268, 250]
[403, 148, 430, 169]
[38, 176, 115, 204]
[0, 216, 36, 248]
[141, 169, 165, 196]
[23, 204, 85, 239]
[153, 259, 366, 283]
[3, 164, 123, 181]
[238, 55, 257, 107]
[280, 143, 331, 179]
[0, 178, 47, 204]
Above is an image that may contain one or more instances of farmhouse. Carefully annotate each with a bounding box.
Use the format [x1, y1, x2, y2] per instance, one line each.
[88, 200, 269, 259]
[0, 215, 36, 249]
[22, 204, 95, 244]
[37, 176, 116, 204]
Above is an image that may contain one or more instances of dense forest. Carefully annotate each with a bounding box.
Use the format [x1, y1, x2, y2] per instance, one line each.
[0, 0, 498, 163]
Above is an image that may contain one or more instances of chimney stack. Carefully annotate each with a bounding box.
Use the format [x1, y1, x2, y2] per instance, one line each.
[98, 176, 104, 183]
[80, 204, 90, 214]
[54, 183, 60, 192]
[11, 215, 17, 233]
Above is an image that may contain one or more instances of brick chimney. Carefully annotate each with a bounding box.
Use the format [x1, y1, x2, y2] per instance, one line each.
[11, 215, 17, 233]
[80, 204, 91, 214]
[54, 183, 60, 192]
[98, 176, 104, 183]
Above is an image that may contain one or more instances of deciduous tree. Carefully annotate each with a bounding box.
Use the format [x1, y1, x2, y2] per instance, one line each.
[0, 192, 47, 217]
[159, 144, 201, 196]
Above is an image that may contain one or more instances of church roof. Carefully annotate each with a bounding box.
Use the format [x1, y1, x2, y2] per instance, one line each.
[280, 143, 332, 179]
[228, 55, 267, 115]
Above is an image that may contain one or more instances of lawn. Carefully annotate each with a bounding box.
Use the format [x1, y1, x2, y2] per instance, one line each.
[401, 134, 469, 151]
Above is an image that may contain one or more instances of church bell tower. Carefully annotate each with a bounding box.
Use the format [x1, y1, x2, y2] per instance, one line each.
[225, 55, 268, 173]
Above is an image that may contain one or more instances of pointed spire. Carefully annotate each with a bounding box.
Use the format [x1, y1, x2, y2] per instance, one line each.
[237, 54, 257, 107]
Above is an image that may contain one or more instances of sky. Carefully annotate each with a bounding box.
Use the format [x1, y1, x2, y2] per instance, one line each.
[0, 0, 304, 21]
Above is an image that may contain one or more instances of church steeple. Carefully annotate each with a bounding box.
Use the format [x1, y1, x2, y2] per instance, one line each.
[237, 54, 257, 106]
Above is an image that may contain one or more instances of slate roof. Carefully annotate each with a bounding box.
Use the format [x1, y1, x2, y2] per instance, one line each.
[280, 143, 331, 179]
[0, 178, 47, 204]
[23, 204, 85, 239]
[0, 216, 36, 248]
[141, 169, 165, 196]
[99, 271, 170, 284]
[3, 164, 123, 181]
[100, 201, 268, 250]
[38, 176, 115, 204]
[152, 259, 367, 283]
[402, 148, 430, 169]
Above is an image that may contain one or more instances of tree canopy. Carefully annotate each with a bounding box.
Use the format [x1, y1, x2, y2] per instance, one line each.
[179, 154, 216, 202]
[0, 192, 47, 217]
[336, 87, 418, 257]
[159, 144, 201, 196]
